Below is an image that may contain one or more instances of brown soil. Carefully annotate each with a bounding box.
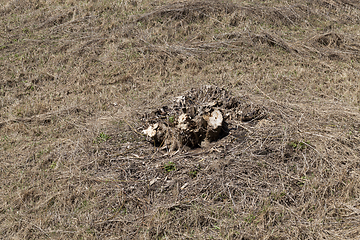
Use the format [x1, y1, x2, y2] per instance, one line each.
[1, 0, 360, 239]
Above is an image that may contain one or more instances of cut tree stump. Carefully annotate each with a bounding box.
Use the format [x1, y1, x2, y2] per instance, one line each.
[141, 85, 267, 151]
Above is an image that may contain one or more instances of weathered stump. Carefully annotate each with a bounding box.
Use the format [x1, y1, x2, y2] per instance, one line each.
[141, 85, 267, 151]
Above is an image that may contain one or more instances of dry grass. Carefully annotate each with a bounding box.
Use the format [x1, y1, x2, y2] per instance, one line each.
[1, 0, 360, 239]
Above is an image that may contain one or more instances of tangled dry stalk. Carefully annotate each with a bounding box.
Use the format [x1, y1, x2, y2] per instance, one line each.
[1, 0, 360, 239]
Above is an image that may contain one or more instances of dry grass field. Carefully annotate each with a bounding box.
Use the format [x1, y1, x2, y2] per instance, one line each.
[1, 0, 360, 239]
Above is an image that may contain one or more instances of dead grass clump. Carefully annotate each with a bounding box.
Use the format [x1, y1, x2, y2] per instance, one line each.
[319, 0, 360, 10]
[313, 32, 344, 48]
[0, 0, 45, 14]
[246, 4, 308, 27]
[37, 10, 75, 30]
[252, 32, 294, 53]
[308, 32, 360, 59]
[134, 0, 236, 24]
